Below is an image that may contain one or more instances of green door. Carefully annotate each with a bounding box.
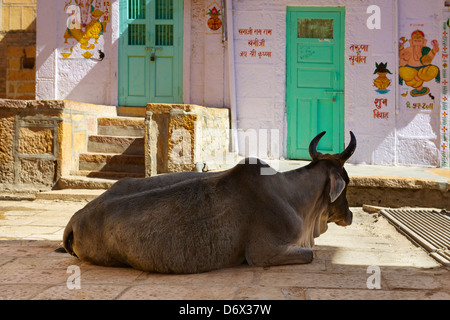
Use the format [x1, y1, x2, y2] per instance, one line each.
[286, 7, 345, 159]
[119, 0, 183, 106]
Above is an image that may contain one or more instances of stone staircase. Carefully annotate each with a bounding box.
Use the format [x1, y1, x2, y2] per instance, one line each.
[55, 117, 146, 192]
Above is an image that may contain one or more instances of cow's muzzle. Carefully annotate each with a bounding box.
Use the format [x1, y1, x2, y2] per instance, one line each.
[335, 209, 353, 226]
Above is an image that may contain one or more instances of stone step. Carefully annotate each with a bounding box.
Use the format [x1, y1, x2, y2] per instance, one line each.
[56, 175, 118, 190]
[97, 117, 145, 137]
[73, 170, 145, 179]
[87, 135, 145, 155]
[36, 189, 106, 201]
[78, 153, 145, 174]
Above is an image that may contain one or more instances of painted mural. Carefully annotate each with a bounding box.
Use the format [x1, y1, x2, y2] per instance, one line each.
[61, 0, 111, 59]
[206, 2, 222, 35]
[399, 25, 441, 121]
[399, 29, 440, 97]
[373, 62, 392, 94]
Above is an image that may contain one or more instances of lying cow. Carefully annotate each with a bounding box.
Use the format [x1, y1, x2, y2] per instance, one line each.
[62, 131, 356, 274]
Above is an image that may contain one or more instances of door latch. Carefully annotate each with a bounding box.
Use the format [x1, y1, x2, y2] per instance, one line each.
[145, 46, 162, 62]
[324, 90, 343, 103]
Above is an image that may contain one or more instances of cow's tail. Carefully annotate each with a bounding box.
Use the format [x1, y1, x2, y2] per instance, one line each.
[61, 221, 77, 257]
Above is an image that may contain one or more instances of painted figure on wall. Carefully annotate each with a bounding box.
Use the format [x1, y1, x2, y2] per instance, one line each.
[62, 0, 110, 59]
[399, 30, 440, 97]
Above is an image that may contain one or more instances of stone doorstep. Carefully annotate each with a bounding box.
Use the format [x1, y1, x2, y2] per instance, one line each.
[78, 153, 145, 173]
[97, 125, 145, 137]
[97, 117, 145, 128]
[74, 170, 145, 179]
[97, 117, 145, 138]
[87, 135, 145, 155]
[56, 175, 118, 190]
[35, 189, 106, 201]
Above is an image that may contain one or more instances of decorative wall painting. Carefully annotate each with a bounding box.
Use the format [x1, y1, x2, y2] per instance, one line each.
[399, 25, 440, 116]
[206, 1, 222, 35]
[61, 0, 110, 59]
[373, 62, 392, 94]
[399, 29, 440, 98]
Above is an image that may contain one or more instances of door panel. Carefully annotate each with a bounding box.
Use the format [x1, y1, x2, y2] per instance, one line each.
[287, 7, 345, 159]
[297, 69, 333, 88]
[298, 44, 334, 63]
[155, 57, 173, 97]
[128, 56, 147, 96]
[119, 0, 183, 106]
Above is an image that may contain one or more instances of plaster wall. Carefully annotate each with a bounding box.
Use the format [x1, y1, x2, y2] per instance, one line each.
[227, 0, 398, 164]
[397, 0, 443, 167]
[36, 0, 118, 106]
[219, 0, 444, 167]
[34, 0, 447, 167]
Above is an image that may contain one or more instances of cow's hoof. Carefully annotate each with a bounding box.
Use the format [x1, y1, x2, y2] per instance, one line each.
[300, 248, 314, 263]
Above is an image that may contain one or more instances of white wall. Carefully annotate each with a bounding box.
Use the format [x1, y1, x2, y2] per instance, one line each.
[35, 0, 446, 167]
[225, 0, 398, 164]
[221, 0, 443, 167]
[397, 0, 442, 167]
[36, 0, 118, 106]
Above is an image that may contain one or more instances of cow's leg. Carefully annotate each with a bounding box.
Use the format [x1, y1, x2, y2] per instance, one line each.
[246, 241, 314, 267]
[267, 245, 313, 266]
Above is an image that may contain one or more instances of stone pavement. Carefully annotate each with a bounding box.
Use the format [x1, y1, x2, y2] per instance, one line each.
[0, 198, 449, 300]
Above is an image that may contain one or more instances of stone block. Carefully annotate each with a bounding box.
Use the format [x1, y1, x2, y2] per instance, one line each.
[145, 111, 158, 177]
[8, 58, 21, 70]
[8, 69, 35, 81]
[18, 127, 53, 155]
[1, 7, 10, 30]
[6, 47, 24, 58]
[18, 158, 57, 187]
[168, 110, 199, 173]
[0, 100, 95, 190]
[17, 82, 35, 94]
[9, 7, 22, 30]
[22, 7, 36, 31]
[145, 103, 230, 175]
[0, 114, 15, 184]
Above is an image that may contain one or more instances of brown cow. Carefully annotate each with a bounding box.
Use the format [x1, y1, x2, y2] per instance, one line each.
[62, 131, 356, 273]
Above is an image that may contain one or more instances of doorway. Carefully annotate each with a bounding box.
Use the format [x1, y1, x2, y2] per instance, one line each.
[119, 0, 183, 106]
[286, 7, 345, 159]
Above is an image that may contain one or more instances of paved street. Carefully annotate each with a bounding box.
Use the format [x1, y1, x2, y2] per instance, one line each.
[0, 199, 448, 300]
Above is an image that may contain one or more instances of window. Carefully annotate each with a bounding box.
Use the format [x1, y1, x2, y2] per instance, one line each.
[297, 19, 333, 39]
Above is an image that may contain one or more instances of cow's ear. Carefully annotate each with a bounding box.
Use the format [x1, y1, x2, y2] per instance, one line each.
[329, 170, 346, 203]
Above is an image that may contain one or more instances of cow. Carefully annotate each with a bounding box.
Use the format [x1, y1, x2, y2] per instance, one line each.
[62, 131, 356, 274]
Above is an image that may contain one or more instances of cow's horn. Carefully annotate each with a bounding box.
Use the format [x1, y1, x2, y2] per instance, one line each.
[309, 131, 326, 160]
[337, 131, 357, 164]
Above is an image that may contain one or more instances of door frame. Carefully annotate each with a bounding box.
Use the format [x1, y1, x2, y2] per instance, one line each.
[118, 0, 184, 107]
[286, 6, 345, 159]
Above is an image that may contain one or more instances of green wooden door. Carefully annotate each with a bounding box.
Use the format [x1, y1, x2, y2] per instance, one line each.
[286, 7, 345, 159]
[119, 0, 183, 106]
